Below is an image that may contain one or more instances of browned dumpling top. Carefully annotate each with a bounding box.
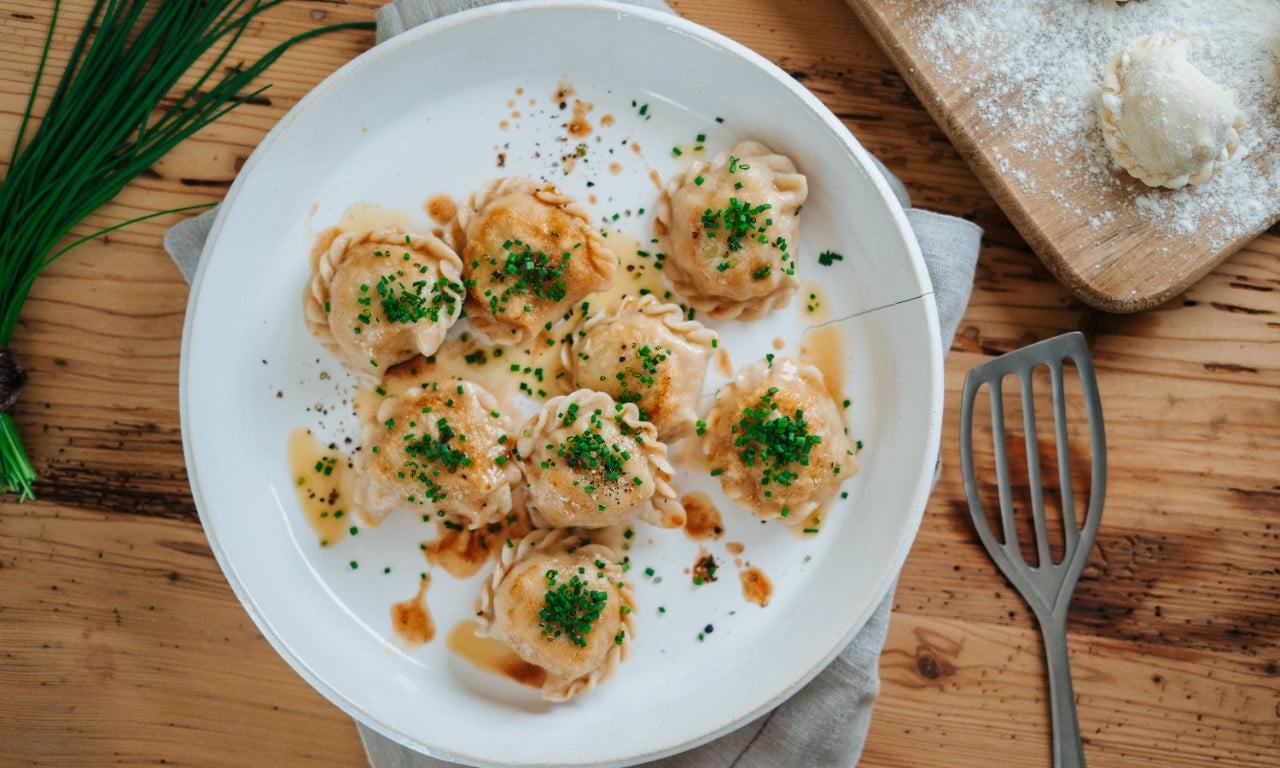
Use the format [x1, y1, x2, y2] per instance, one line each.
[702, 356, 857, 524]
[654, 140, 807, 320]
[562, 295, 717, 442]
[354, 380, 518, 529]
[449, 177, 617, 345]
[476, 529, 634, 701]
[516, 390, 683, 530]
[305, 228, 464, 382]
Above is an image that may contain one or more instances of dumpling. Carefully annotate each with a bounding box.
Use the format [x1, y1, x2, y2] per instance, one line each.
[702, 356, 857, 524]
[305, 228, 465, 381]
[476, 529, 634, 701]
[562, 295, 718, 441]
[516, 390, 683, 529]
[1098, 31, 1244, 189]
[654, 140, 807, 320]
[354, 380, 518, 529]
[449, 177, 617, 345]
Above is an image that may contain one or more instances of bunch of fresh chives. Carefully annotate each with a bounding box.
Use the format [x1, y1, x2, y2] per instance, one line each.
[0, 0, 373, 499]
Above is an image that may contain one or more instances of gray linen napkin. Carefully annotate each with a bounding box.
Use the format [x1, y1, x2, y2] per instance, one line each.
[164, 1, 982, 765]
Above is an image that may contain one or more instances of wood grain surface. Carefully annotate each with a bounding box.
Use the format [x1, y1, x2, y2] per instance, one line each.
[1, 1, 1277, 767]
[848, 0, 1280, 314]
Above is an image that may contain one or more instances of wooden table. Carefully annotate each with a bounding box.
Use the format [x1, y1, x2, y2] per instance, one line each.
[2, 1, 1276, 766]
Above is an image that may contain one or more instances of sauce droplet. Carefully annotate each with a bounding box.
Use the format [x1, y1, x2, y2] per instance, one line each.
[692, 548, 719, 585]
[391, 574, 435, 647]
[740, 566, 773, 607]
[567, 100, 594, 138]
[681, 492, 724, 541]
[424, 193, 457, 226]
[553, 79, 575, 103]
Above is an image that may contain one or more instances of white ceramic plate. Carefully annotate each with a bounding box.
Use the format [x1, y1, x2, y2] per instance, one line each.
[181, 2, 942, 766]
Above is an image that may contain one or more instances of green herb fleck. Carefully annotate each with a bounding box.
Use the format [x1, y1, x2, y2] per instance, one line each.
[731, 388, 822, 490]
[700, 197, 777, 253]
[539, 569, 609, 648]
[481, 240, 572, 316]
[400, 416, 474, 503]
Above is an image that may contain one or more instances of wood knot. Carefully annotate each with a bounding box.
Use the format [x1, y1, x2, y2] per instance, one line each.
[0, 345, 27, 413]
[904, 628, 962, 686]
[915, 649, 954, 680]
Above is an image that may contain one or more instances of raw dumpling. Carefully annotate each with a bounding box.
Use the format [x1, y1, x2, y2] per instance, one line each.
[562, 295, 718, 441]
[476, 529, 634, 701]
[354, 381, 518, 529]
[306, 228, 465, 381]
[654, 140, 806, 320]
[449, 177, 617, 345]
[1099, 31, 1244, 189]
[516, 390, 683, 529]
[702, 356, 857, 525]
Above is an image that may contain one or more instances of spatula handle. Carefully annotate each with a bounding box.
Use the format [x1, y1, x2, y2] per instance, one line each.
[1043, 614, 1086, 768]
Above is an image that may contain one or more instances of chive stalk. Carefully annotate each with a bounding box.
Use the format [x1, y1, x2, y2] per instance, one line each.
[0, 1, 373, 499]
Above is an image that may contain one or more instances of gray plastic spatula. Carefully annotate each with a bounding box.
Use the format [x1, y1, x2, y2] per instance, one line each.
[959, 331, 1106, 768]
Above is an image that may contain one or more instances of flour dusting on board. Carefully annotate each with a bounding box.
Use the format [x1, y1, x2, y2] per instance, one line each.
[911, 0, 1280, 249]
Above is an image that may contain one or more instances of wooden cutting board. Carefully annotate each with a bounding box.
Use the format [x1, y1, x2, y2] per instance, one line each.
[846, 0, 1280, 313]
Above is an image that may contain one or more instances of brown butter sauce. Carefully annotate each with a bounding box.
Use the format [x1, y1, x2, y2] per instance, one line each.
[692, 547, 719, 584]
[567, 100, 594, 138]
[309, 227, 341, 272]
[797, 286, 846, 407]
[337, 202, 421, 234]
[391, 574, 435, 648]
[739, 566, 773, 607]
[681, 492, 724, 541]
[286, 427, 356, 547]
[424, 509, 534, 580]
[424, 193, 457, 226]
[447, 620, 547, 689]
